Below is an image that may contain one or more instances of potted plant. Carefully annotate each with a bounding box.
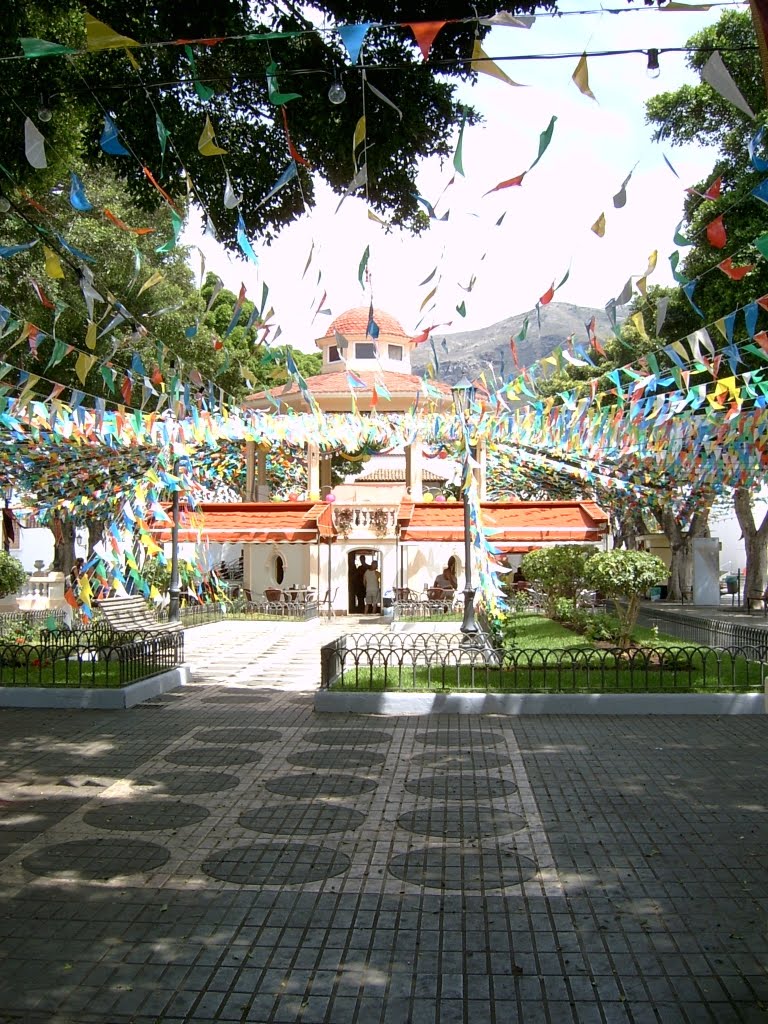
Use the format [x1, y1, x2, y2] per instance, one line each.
[0, 552, 27, 598]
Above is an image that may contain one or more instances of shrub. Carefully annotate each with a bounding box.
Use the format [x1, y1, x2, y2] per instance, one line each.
[0, 552, 27, 598]
[585, 550, 668, 648]
[521, 545, 597, 617]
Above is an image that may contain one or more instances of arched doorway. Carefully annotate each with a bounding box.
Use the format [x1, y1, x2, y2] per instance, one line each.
[347, 547, 381, 613]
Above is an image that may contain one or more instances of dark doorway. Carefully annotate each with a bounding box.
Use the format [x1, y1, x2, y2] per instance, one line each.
[347, 548, 380, 613]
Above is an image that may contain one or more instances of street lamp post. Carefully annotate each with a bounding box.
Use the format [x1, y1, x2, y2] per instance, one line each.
[451, 377, 479, 636]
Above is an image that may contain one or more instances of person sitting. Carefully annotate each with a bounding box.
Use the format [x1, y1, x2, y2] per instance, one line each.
[444, 560, 458, 590]
[513, 566, 529, 590]
[433, 567, 454, 591]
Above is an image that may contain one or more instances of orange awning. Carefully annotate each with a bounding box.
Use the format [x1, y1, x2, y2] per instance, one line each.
[151, 502, 335, 544]
[398, 500, 609, 545]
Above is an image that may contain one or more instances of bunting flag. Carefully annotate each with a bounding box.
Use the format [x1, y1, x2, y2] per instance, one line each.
[358, 245, 369, 287]
[266, 61, 301, 104]
[184, 45, 215, 102]
[155, 209, 184, 253]
[453, 115, 466, 176]
[43, 246, 64, 279]
[701, 50, 755, 119]
[591, 212, 606, 237]
[256, 161, 297, 208]
[20, 37, 78, 57]
[718, 257, 755, 280]
[104, 209, 154, 234]
[571, 53, 596, 101]
[100, 114, 130, 157]
[470, 39, 524, 86]
[84, 12, 139, 50]
[405, 21, 447, 61]
[706, 214, 727, 248]
[142, 166, 180, 211]
[363, 71, 403, 120]
[236, 215, 258, 263]
[69, 172, 92, 211]
[613, 164, 637, 209]
[337, 23, 371, 63]
[198, 115, 227, 156]
[24, 118, 47, 168]
[223, 175, 242, 209]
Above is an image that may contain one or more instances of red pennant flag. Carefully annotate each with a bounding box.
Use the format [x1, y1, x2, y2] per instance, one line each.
[509, 336, 519, 369]
[706, 214, 727, 249]
[717, 256, 754, 280]
[539, 283, 555, 306]
[703, 175, 722, 199]
[104, 208, 155, 235]
[370, 388, 379, 408]
[281, 108, 310, 167]
[121, 375, 132, 404]
[753, 330, 768, 354]
[756, 294, 768, 312]
[403, 21, 447, 60]
[484, 172, 525, 196]
[29, 279, 53, 309]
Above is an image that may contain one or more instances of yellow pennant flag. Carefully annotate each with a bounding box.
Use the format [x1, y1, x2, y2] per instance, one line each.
[85, 320, 97, 350]
[591, 212, 606, 237]
[353, 116, 366, 171]
[137, 270, 164, 296]
[198, 116, 227, 156]
[75, 351, 96, 385]
[420, 286, 437, 311]
[714, 317, 727, 339]
[85, 12, 139, 50]
[630, 311, 648, 339]
[572, 53, 596, 101]
[644, 250, 658, 275]
[636, 276, 647, 297]
[17, 373, 40, 406]
[43, 245, 64, 279]
[470, 40, 524, 86]
[368, 208, 386, 224]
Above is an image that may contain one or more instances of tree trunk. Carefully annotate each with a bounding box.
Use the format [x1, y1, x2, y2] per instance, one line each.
[733, 487, 768, 599]
[50, 513, 76, 575]
[654, 503, 711, 601]
[86, 518, 104, 558]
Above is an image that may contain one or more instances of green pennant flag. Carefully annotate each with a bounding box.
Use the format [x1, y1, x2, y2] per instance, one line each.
[20, 37, 78, 57]
[45, 338, 69, 370]
[184, 45, 215, 102]
[155, 209, 184, 253]
[753, 233, 768, 259]
[529, 116, 557, 171]
[453, 114, 466, 177]
[100, 366, 117, 393]
[358, 245, 370, 288]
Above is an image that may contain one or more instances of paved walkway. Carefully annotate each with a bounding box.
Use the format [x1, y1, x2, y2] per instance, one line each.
[0, 618, 767, 1023]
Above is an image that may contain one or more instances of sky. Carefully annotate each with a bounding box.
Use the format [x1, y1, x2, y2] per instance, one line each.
[183, 1, 745, 353]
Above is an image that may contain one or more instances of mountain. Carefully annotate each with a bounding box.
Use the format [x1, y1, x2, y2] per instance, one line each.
[410, 302, 617, 384]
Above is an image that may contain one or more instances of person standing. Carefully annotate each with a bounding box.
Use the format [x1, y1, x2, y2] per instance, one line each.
[364, 559, 380, 614]
[353, 556, 367, 612]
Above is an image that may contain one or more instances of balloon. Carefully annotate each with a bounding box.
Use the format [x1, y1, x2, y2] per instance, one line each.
[324, 493, 336, 502]
[435, 494, 446, 502]
[422, 492, 434, 503]
[447, 494, 457, 502]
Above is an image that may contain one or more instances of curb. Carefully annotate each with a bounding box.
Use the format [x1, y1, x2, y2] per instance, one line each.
[0, 665, 190, 710]
[314, 689, 768, 716]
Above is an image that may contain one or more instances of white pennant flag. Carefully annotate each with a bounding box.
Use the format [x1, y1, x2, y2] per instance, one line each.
[701, 51, 754, 119]
[223, 175, 242, 209]
[24, 118, 47, 168]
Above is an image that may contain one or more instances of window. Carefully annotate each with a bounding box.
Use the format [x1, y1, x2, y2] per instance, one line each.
[327, 345, 340, 362]
[388, 344, 403, 361]
[355, 342, 376, 359]
[274, 555, 285, 585]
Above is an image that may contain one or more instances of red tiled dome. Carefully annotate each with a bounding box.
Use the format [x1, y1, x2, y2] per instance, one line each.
[323, 307, 408, 339]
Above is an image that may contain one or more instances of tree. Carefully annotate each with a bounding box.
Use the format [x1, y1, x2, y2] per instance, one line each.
[0, 551, 27, 597]
[520, 544, 596, 618]
[584, 549, 668, 648]
[2, 1, 664, 248]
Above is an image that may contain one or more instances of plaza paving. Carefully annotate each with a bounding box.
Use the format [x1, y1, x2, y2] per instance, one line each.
[0, 617, 766, 1023]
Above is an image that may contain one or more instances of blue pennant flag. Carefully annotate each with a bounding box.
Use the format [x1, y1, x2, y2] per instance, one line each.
[100, 114, 130, 156]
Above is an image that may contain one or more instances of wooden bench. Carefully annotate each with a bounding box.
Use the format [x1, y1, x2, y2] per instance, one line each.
[746, 591, 768, 616]
[97, 595, 183, 635]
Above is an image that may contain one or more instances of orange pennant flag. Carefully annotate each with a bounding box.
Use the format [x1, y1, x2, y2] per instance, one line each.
[142, 167, 181, 211]
[104, 208, 155, 234]
[706, 214, 727, 249]
[404, 21, 447, 60]
[717, 256, 754, 280]
[539, 283, 555, 305]
[483, 172, 525, 196]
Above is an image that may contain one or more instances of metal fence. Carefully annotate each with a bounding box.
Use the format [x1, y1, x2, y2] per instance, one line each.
[637, 606, 768, 659]
[320, 631, 765, 694]
[0, 631, 184, 689]
[156, 599, 319, 628]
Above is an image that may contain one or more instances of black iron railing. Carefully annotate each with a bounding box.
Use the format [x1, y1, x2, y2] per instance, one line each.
[320, 632, 765, 693]
[0, 631, 184, 689]
[156, 599, 319, 627]
[637, 606, 768, 658]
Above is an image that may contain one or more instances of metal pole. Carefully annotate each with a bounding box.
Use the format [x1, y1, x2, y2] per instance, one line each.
[168, 485, 180, 622]
[460, 471, 478, 635]
[327, 537, 332, 620]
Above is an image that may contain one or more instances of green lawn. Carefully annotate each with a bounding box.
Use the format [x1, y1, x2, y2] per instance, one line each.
[335, 614, 765, 694]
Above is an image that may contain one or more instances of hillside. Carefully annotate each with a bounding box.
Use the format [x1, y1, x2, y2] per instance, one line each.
[410, 302, 617, 384]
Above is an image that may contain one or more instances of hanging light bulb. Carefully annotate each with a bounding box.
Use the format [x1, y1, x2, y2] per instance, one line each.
[0, 196, 10, 213]
[646, 49, 661, 80]
[328, 77, 346, 105]
[37, 95, 52, 122]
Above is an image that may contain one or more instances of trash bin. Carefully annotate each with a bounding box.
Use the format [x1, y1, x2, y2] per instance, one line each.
[726, 576, 738, 595]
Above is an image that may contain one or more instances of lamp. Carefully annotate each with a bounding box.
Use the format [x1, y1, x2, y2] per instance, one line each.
[2, 486, 12, 553]
[328, 73, 346, 104]
[451, 376, 479, 636]
[646, 49, 660, 79]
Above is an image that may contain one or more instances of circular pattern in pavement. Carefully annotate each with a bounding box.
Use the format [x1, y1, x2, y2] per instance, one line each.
[193, 727, 283, 745]
[408, 751, 513, 771]
[303, 729, 393, 747]
[286, 748, 386, 770]
[387, 846, 536, 891]
[265, 773, 377, 798]
[83, 800, 209, 832]
[396, 804, 525, 839]
[202, 842, 350, 884]
[414, 730, 506, 747]
[239, 802, 365, 836]
[23, 838, 169, 880]
[165, 747, 262, 767]
[133, 771, 240, 795]
[404, 774, 518, 800]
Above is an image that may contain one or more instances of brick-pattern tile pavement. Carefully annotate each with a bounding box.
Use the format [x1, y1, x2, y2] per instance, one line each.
[0, 620, 766, 1023]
